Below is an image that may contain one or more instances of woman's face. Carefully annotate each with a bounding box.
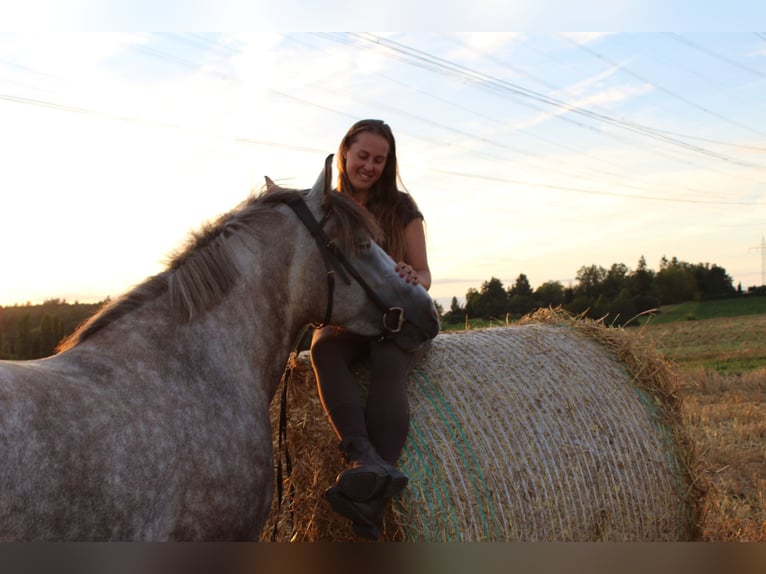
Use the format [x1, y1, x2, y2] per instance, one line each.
[344, 131, 390, 193]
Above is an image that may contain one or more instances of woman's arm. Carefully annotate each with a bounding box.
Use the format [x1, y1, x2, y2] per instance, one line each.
[396, 218, 431, 291]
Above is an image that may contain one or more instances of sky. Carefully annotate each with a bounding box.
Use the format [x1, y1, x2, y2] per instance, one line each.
[1, 25, 765, 310]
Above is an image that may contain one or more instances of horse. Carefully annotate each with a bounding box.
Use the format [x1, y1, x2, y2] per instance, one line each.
[0, 156, 440, 540]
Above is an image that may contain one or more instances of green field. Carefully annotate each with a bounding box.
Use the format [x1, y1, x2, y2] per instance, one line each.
[448, 297, 766, 374]
[641, 303, 766, 374]
[640, 295, 766, 324]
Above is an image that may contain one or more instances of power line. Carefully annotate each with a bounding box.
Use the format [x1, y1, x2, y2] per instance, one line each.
[667, 33, 766, 80]
[4, 32, 763, 208]
[430, 168, 763, 206]
[564, 33, 766, 139]
[428, 34, 766, 187]
[300, 33, 759, 203]
[96, 34, 766, 200]
[0, 93, 327, 155]
[340, 32, 764, 170]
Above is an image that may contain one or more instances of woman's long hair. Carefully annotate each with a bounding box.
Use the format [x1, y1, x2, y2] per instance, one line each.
[336, 119, 418, 262]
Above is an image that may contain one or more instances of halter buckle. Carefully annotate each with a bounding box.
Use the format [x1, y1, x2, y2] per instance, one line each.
[383, 307, 406, 334]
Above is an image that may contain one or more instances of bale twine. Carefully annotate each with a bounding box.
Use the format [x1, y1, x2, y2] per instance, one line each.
[263, 308, 705, 541]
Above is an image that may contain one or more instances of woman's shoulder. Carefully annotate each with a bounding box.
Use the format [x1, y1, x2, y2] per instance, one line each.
[396, 191, 423, 225]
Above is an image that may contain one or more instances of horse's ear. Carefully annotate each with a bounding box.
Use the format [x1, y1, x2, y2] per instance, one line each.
[308, 154, 334, 199]
[264, 175, 279, 192]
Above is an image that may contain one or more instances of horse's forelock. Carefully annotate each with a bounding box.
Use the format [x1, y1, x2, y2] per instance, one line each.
[259, 184, 380, 254]
[326, 192, 382, 255]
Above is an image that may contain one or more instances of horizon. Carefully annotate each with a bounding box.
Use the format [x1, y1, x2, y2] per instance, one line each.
[2, 29, 765, 310]
[0, 251, 756, 311]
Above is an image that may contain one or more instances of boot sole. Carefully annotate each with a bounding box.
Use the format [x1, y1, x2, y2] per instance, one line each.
[325, 487, 381, 541]
[337, 466, 408, 501]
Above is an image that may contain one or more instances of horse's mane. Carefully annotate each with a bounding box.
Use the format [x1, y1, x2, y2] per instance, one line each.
[57, 185, 380, 353]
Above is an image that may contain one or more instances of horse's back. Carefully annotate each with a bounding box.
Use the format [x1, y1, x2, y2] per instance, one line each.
[0, 353, 271, 541]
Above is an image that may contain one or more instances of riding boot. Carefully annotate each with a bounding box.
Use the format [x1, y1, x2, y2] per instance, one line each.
[325, 485, 386, 541]
[336, 435, 408, 501]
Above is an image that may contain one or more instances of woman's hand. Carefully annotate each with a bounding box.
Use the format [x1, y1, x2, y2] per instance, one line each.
[396, 262, 420, 286]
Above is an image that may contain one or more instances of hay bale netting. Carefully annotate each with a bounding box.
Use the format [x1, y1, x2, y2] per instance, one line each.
[263, 308, 705, 541]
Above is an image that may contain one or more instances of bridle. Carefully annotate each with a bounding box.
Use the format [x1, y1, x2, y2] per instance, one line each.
[279, 154, 411, 337]
[285, 195, 406, 337]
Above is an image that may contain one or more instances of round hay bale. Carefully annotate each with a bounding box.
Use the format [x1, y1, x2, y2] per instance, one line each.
[263, 308, 705, 541]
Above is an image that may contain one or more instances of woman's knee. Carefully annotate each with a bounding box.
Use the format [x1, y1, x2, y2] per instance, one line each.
[310, 327, 368, 371]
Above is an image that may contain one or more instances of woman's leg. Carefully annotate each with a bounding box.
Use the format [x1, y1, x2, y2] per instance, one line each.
[312, 326, 404, 495]
[309, 326, 370, 440]
[313, 329, 428, 540]
[366, 340, 430, 464]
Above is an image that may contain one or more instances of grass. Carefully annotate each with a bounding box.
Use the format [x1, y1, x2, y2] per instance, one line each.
[639, 311, 766, 541]
[640, 295, 766, 324]
[641, 313, 766, 374]
[678, 368, 766, 541]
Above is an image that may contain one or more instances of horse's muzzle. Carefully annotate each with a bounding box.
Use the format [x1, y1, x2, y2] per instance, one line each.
[387, 303, 439, 352]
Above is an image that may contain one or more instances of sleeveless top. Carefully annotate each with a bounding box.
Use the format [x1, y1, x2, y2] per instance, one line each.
[395, 191, 423, 227]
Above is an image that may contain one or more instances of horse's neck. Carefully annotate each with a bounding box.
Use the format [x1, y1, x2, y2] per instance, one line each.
[65, 229, 314, 403]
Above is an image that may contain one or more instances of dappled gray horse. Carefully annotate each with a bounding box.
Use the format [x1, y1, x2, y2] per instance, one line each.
[0, 157, 439, 540]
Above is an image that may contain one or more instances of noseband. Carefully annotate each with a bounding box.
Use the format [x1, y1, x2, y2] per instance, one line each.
[285, 196, 407, 336]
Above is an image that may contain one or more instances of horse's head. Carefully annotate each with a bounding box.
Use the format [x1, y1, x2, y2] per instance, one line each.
[281, 156, 440, 351]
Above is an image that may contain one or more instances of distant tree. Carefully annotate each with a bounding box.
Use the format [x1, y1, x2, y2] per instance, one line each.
[575, 265, 607, 299]
[566, 295, 593, 316]
[444, 254, 740, 326]
[464, 287, 482, 318]
[653, 257, 697, 304]
[17, 313, 32, 359]
[508, 274, 533, 298]
[694, 263, 735, 298]
[534, 280, 565, 308]
[603, 263, 629, 299]
[40, 314, 57, 357]
[443, 296, 465, 324]
[506, 273, 535, 316]
[629, 255, 655, 296]
[609, 288, 638, 325]
[479, 277, 509, 319]
[449, 296, 461, 314]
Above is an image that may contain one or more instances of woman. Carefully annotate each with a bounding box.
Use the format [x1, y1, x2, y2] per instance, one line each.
[311, 119, 432, 540]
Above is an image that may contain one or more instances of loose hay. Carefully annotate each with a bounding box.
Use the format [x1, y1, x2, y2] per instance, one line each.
[262, 308, 706, 541]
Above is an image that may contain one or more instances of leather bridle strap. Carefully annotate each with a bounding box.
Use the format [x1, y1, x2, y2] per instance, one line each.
[284, 196, 406, 335]
[285, 196, 350, 328]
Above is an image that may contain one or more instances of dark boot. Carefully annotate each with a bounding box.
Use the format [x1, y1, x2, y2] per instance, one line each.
[336, 435, 408, 501]
[325, 485, 386, 541]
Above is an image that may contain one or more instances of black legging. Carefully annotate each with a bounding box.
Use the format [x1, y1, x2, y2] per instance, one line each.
[310, 326, 429, 464]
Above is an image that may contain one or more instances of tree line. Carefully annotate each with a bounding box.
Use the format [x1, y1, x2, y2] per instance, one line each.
[0, 299, 103, 360]
[442, 255, 752, 326]
[0, 256, 758, 359]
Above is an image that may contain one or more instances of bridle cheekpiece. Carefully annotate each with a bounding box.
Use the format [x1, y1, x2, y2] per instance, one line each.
[284, 155, 407, 337]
